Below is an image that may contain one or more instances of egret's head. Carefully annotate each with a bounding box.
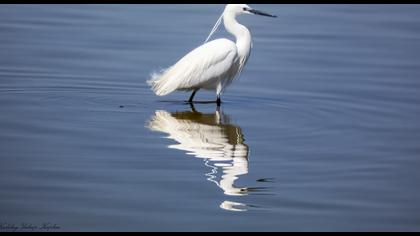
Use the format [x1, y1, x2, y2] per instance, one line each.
[224, 4, 277, 18]
[204, 4, 276, 43]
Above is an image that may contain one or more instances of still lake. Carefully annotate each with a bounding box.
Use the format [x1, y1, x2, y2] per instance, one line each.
[1, 4, 420, 231]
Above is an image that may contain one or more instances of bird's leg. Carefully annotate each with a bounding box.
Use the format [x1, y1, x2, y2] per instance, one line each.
[189, 102, 197, 112]
[216, 95, 222, 106]
[188, 89, 199, 103]
[216, 82, 223, 107]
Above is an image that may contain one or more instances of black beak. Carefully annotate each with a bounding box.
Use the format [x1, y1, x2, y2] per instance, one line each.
[248, 9, 277, 18]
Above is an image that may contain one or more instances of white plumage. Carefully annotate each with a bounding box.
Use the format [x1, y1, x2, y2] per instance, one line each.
[148, 39, 239, 96]
[147, 4, 276, 105]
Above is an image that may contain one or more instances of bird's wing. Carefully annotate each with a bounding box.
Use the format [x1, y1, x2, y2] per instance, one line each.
[148, 39, 238, 96]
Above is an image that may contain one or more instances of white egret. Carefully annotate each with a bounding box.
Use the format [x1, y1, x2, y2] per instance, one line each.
[147, 4, 276, 105]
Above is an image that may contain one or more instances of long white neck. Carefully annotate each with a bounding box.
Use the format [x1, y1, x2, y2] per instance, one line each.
[223, 12, 252, 63]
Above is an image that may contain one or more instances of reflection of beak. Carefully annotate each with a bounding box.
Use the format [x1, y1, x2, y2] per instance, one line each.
[249, 9, 277, 18]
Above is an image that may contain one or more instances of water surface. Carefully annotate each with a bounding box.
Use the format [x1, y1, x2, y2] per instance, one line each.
[1, 4, 420, 231]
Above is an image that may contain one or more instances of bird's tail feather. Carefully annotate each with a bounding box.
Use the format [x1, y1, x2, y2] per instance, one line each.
[147, 67, 177, 96]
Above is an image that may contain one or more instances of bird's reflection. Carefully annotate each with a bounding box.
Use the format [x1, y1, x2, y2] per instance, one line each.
[146, 106, 250, 199]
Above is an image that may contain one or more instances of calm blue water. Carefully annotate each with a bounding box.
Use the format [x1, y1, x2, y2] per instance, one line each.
[1, 4, 420, 232]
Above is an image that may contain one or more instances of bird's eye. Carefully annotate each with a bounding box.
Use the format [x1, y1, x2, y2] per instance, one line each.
[243, 7, 248, 11]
